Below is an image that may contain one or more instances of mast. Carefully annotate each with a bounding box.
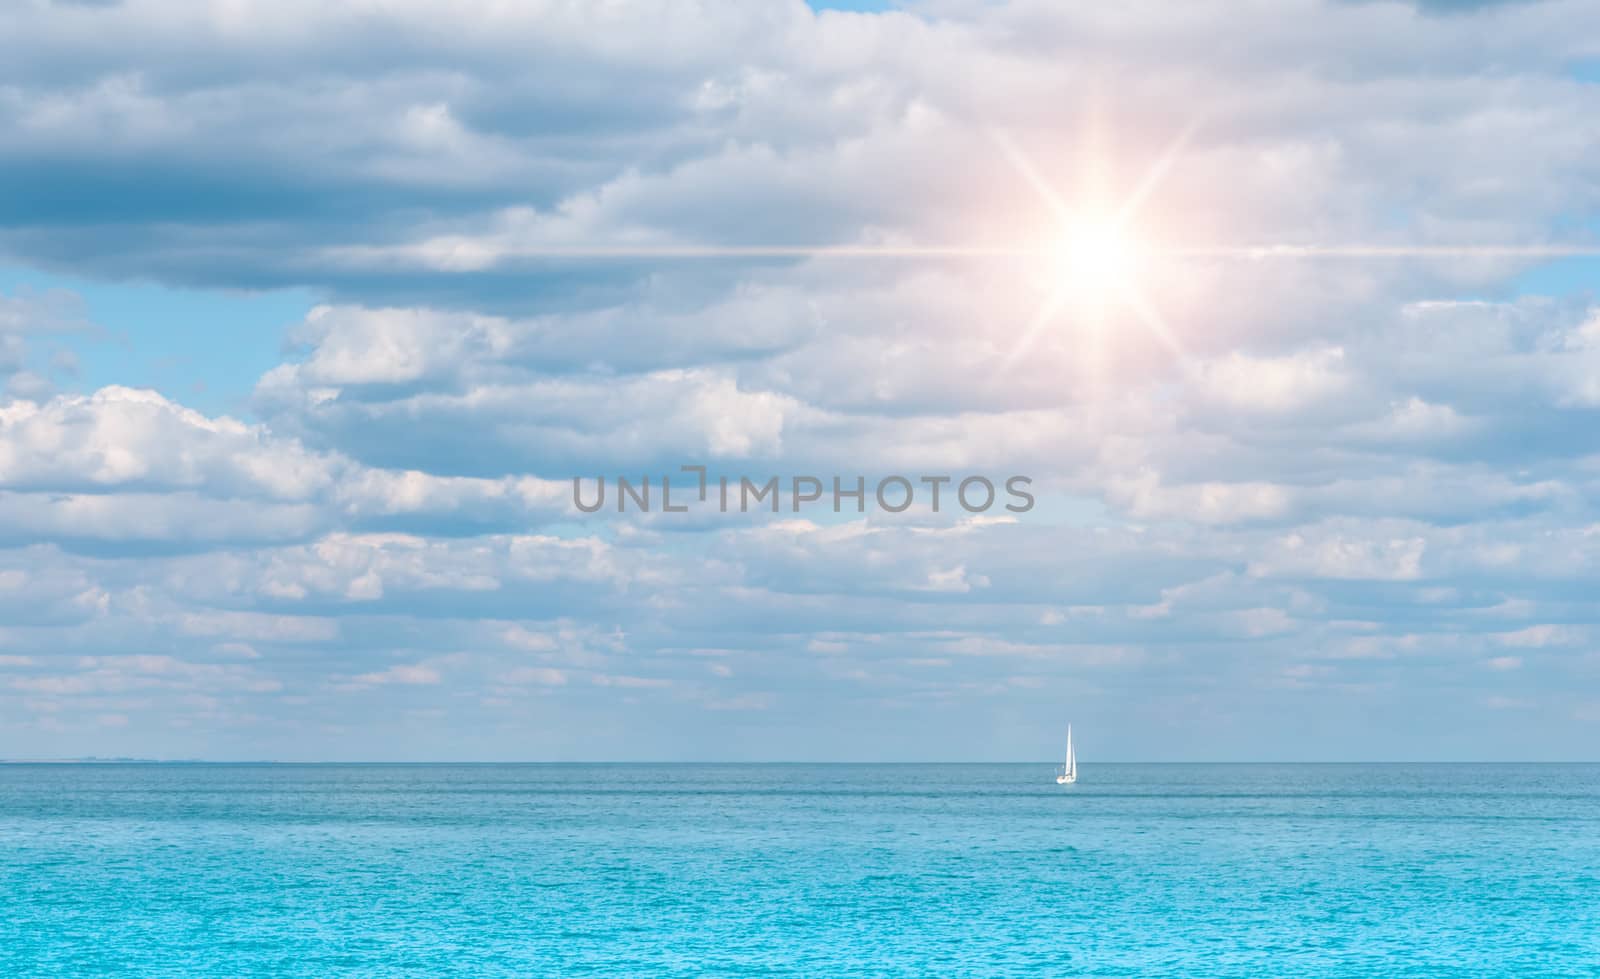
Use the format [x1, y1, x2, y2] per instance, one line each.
[1066, 725, 1075, 778]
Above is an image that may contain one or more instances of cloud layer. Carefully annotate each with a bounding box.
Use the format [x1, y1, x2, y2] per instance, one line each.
[1, 0, 1599, 759]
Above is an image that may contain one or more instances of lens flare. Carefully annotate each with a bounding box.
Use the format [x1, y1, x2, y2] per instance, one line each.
[1055, 214, 1140, 307]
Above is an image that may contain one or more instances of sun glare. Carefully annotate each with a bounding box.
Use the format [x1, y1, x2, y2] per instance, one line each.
[993, 122, 1196, 370]
[1055, 214, 1140, 305]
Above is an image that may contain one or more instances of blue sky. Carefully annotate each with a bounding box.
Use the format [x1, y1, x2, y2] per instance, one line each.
[2, 0, 1600, 761]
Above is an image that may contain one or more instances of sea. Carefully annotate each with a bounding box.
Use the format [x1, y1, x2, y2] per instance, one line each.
[1, 763, 1596, 976]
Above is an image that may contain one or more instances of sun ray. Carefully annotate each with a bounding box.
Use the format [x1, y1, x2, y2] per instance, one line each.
[1165, 244, 1600, 259]
[368, 242, 1600, 261]
[999, 284, 1073, 370]
[1114, 113, 1206, 229]
[990, 129, 1073, 224]
[1119, 287, 1190, 369]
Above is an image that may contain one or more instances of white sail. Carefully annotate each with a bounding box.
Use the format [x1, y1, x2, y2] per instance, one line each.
[1056, 723, 1077, 784]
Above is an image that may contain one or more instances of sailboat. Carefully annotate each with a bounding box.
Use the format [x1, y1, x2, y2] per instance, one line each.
[1055, 725, 1078, 784]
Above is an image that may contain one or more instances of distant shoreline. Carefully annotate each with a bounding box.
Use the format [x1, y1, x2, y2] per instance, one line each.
[1, 758, 208, 765]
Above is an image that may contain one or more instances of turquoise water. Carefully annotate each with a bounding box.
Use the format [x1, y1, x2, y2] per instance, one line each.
[2, 763, 1597, 976]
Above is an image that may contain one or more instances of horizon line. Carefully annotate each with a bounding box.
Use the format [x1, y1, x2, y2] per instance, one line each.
[4, 759, 1597, 766]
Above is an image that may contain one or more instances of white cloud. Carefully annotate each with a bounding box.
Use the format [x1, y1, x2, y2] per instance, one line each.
[1196, 347, 1352, 414]
[351, 663, 442, 686]
[1249, 527, 1427, 581]
[1494, 624, 1581, 648]
[500, 666, 568, 686]
[0, 387, 575, 547]
[0, 387, 332, 498]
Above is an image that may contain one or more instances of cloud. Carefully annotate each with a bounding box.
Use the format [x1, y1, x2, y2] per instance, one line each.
[350, 663, 443, 686]
[0, 386, 574, 548]
[0, 386, 333, 498]
[2, 0, 1600, 759]
[3, 0, 1595, 302]
[0, 287, 98, 400]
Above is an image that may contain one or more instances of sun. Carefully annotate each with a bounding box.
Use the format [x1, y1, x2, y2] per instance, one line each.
[993, 121, 1197, 368]
[1054, 213, 1141, 305]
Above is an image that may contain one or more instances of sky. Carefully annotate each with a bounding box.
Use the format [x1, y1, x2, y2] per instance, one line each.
[2, 0, 1600, 761]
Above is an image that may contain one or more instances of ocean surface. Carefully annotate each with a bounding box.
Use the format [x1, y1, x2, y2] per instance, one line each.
[1, 763, 1597, 976]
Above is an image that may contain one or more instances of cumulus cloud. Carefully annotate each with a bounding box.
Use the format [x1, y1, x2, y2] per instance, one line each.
[0, 386, 573, 547]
